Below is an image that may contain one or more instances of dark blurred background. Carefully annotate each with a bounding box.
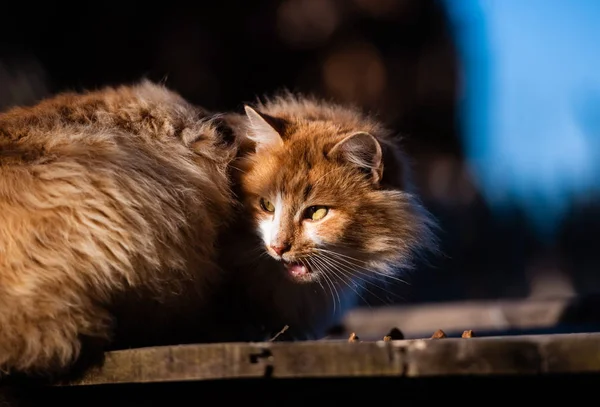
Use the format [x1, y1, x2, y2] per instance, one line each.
[0, 0, 598, 307]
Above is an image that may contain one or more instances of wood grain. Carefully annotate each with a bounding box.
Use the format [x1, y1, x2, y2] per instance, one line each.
[51, 332, 600, 386]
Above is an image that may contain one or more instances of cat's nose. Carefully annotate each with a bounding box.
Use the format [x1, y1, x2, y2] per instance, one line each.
[270, 243, 291, 256]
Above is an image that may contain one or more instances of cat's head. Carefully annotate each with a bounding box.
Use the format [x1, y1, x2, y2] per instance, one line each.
[238, 98, 437, 286]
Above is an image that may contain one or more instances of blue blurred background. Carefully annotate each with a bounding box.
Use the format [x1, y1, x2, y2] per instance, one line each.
[1, 0, 599, 308]
[444, 0, 600, 240]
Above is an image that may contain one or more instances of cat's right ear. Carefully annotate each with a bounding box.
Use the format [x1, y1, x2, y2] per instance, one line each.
[244, 106, 286, 153]
[328, 131, 384, 184]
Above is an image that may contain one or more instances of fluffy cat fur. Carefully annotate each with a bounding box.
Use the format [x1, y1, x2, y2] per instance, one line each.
[218, 93, 439, 341]
[0, 80, 238, 375]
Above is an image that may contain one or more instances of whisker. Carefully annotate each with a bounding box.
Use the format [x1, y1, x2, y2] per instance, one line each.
[315, 248, 411, 286]
[320, 254, 395, 305]
[256, 251, 271, 261]
[313, 256, 356, 309]
[314, 258, 342, 316]
[242, 246, 271, 262]
[330, 253, 411, 286]
[311, 255, 370, 308]
[315, 248, 372, 265]
[322, 266, 342, 316]
[306, 258, 337, 317]
[243, 245, 267, 255]
[229, 165, 247, 174]
[301, 258, 326, 296]
[316, 253, 405, 303]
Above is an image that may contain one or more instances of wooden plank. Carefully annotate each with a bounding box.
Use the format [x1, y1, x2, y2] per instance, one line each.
[59, 341, 403, 386]
[55, 332, 600, 386]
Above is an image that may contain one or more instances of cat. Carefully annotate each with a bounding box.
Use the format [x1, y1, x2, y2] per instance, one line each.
[0, 79, 437, 374]
[0, 80, 239, 376]
[217, 93, 439, 341]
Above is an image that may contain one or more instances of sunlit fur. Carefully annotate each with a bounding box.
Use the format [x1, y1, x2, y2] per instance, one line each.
[0, 80, 238, 376]
[224, 93, 438, 340]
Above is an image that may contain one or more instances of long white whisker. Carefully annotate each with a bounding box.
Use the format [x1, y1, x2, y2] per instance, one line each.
[315, 248, 411, 286]
[323, 264, 343, 313]
[322, 266, 341, 316]
[301, 258, 326, 296]
[315, 258, 342, 316]
[229, 165, 247, 174]
[317, 253, 405, 303]
[311, 255, 370, 308]
[315, 248, 373, 265]
[318, 254, 395, 305]
[306, 258, 337, 316]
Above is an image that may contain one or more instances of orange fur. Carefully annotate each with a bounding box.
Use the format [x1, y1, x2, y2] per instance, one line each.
[0, 80, 237, 375]
[221, 93, 438, 340]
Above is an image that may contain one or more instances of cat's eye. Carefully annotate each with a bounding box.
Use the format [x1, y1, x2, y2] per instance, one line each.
[259, 197, 275, 213]
[305, 206, 329, 221]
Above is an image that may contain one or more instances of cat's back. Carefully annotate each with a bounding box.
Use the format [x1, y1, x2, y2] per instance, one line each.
[0, 80, 238, 359]
[0, 81, 241, 374]
[0, 80, 215, 158]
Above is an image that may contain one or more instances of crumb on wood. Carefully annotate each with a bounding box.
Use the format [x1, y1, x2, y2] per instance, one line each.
[461, 330, 475, 338]
[348, 332, 360, 342]
[431, 329, 447, 339]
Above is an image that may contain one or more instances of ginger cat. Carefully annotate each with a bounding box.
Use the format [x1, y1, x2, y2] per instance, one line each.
[0, 80, 437, 375]
[0, 80, 238, 376]
[218, 93, 438, 340]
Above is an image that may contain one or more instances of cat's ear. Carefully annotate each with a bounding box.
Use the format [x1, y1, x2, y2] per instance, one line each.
[244, 105, 287, 152]
[328, 132, 383, 184]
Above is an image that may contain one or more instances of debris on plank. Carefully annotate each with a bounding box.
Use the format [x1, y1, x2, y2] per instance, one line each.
[431, 329, 447, 339]
[269, 325, 290, 342]
[461, 330, 475, 338]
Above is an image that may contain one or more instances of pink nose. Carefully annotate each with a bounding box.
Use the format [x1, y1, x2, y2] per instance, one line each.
[270, 244, 290, 256]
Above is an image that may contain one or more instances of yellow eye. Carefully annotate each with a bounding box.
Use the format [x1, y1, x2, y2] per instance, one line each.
[305, 206, 329, 221]
[259, 197, 275, 213]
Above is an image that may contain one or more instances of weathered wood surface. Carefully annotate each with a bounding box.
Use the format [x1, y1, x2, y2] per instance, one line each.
[57, 332, 600, 386]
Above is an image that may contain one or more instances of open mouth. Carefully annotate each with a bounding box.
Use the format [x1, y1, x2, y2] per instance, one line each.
[282, 261, 312, 281]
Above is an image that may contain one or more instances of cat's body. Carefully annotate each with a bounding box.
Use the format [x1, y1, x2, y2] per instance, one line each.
[218, 94, 438, 340]
[0, 80, 237, 375]
[0, 79, 436, 374]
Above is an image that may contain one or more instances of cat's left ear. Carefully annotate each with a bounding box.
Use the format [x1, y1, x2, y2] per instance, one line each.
[244, 105, 287, 153]
[328, 132, 383, 184]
